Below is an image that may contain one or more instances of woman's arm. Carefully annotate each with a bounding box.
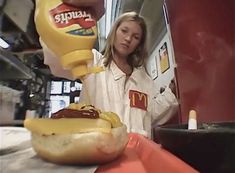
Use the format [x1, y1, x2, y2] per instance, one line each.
[40, 39, 75, 80]
[151, 87, 179, 126]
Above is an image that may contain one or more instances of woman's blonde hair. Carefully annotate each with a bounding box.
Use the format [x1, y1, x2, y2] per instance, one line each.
[102, 11, 148, 68]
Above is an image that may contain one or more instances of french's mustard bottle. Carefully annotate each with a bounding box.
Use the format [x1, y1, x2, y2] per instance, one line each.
[35, 0, 103, 78]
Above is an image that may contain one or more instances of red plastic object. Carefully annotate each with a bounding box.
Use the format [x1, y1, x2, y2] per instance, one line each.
[96, 133, 199, 173]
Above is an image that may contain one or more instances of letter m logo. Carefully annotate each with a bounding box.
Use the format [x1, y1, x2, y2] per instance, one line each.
[129, 90, 148, 111]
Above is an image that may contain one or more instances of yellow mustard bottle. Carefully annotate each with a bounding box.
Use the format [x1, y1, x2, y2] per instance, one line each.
[35, 0, 103, 78]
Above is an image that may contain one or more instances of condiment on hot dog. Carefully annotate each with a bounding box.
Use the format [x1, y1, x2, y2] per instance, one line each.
[51, 105, 99, 119]
[24, 103, 128, 165]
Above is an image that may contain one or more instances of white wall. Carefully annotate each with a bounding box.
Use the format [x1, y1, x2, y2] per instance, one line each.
[146, 32, 176, 91]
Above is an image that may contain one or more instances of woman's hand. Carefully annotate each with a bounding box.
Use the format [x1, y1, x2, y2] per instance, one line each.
[159, 79, 177, 96]
[62, 0, 105, 20]
[169, 79, 177, 96]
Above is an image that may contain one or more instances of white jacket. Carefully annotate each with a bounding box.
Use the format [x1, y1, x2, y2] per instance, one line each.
[43, 46, 178, 138]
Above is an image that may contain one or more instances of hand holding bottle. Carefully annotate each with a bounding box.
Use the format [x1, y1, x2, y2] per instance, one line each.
[35, 0, 103, 79]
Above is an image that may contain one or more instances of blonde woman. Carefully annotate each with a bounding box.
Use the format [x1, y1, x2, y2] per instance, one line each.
[42, 10, 178, 138]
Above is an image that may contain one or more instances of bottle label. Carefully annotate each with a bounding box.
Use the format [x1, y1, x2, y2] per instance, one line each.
[49, 3, 96, 36]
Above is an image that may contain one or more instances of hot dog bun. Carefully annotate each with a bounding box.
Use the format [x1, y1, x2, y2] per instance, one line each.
[24, 104, 128, 165]
[30, 125, 127, 165]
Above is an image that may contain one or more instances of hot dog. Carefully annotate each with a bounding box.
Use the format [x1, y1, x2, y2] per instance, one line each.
[24, 103, 128, 165]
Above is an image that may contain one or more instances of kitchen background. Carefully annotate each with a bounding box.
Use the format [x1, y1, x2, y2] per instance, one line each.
[0, 0, 234, 125]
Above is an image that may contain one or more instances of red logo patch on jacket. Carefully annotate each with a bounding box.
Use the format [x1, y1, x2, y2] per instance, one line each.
[129, 90, 148, 111]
